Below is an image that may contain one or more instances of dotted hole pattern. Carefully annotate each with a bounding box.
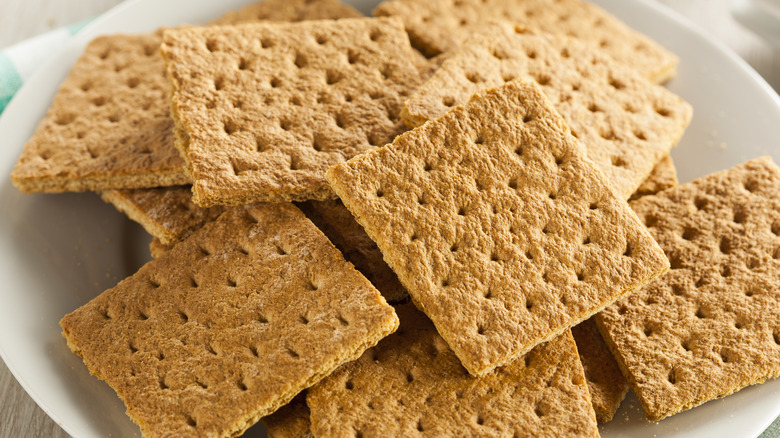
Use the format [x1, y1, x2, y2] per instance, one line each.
[607, 160, 780, 397]
[165, 20, 419, 181]
[419, 29, 689, 199]
[34, 33, 172, 164]
[77, 205, 374, 433]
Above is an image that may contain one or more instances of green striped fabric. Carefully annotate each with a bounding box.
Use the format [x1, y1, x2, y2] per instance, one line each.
[0, 54, 23, 114]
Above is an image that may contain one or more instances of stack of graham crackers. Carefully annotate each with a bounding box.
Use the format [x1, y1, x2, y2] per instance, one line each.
[9, 0, 780, 436]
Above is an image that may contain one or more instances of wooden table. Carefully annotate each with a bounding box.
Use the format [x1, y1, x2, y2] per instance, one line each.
[1, 1, 779, 437]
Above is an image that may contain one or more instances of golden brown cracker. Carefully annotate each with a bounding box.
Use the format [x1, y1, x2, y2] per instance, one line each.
[101, 186, 227, 246]
[149, 237, 174, 259]
[629, 154, 678, 201]
[11, 0, 364, 194]
[261, 393, 313, 438]
[597, 157, 780, 421]
[298, 200, 407, 303]
[11, 32, 189, 193]
[572, 318, 629, 423]
[308, 304, 599, 437]
[212, 0, 362, 25]
[326, 80, 669, 376]
[60, 203, 398, 437]
[162, 17, 422, 206]
[373, 0, 677, 83]
[402, 24, 692, 200]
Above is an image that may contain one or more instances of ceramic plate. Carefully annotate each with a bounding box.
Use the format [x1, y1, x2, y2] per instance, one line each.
[0, 0, 779, 436]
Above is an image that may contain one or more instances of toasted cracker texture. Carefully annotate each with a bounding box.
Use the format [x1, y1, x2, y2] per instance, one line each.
[597, 157, 780, 421]
[60, 203, 398, 437]
[326, 80, 669, 376]
[374, 0, 677, 83]
[570, 154, 678, 423]
[630, 154, 678, 201]
[572, 319, 628, 423]
[298, 200, 407, 303]
[402, 24, 692, 200]
[11, 0, 364, 194]
[150, 237, 174, 259]
[261, 393, 313, 438]
[212, 0, 362, 25]
[11, 32, 189, 193]
[308, 304, 599, 437]
[101, 186, 227, 245]
[162, 17, 422, 206]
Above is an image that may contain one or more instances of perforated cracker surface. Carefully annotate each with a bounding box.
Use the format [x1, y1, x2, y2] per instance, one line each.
[298, 200, 407, 303]
[402, 25, 692, 200]
[101, 186, 227, 245]
[10, 0, 364, 194]
[212, 0, 362, 25]
[326, 80, 669, 376]
[571, 153, 678, 423]
[572, 318, 628, 423]
[596, 157, 780, 421]
[374, 0, 677, 83]
[308, 304, 599, 437]
[60, 203, 398, 438]
[162, 18, 422, 206]
[11, 32, 189, 193]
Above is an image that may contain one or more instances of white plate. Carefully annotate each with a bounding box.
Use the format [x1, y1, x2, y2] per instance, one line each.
[1, 0, 779, 437]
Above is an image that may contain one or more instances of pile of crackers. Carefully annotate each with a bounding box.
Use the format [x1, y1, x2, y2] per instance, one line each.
[10, 0, 780, 436]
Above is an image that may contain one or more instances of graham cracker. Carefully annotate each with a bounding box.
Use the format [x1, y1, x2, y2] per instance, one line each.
[11, 0, 363, 194]
[401, 24, 692, 200]
[162, 17, 422, 206]
[101, 186, 227, 245]
[629, 154, 678, 201]
[596, 156, 780, 421]
[326, 80, 669, 376]
[60, 203, 399, 437]
[261, 393, 313, 438]
[308, 304, 599, 437]
[211, 0, 362, 25]
[298, 200, 407, 303]
[572, 318, 628, 423]
[10, 31, 190, 193]
[373, 0, 677, 83]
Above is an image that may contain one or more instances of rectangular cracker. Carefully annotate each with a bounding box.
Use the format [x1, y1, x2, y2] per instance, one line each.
[101, 186, 227, 245]
[162, 18, 422, 206]
[297, 200, 407, 303]
[596, 157, 780, 421]
[60, 203, 399, 437]
[401, 24, 692, 200]
[629, 154, 678, 201]
[326, 80, 669, 376]
[308, 303, 599, 437]
[10, 0, 363, 194]
[261, 393, 313, 438]
[572, 318, 629, 423]
[374, 0, 677, 83]
[10, 31, 190, 193]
